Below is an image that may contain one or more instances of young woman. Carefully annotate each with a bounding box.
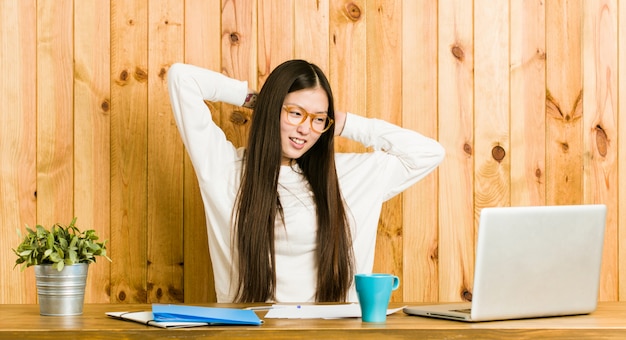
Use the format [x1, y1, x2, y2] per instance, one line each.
[167, 60, 445, 303]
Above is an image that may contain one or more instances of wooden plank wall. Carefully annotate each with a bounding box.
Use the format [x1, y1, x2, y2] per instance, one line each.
[0, 0, 622, 304]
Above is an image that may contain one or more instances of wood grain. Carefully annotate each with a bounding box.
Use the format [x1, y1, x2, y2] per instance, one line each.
[36, 0, 74, 227]
[221, 0, 256, 148]
[402, 0, 439, 303]
[74, 0, 112, 304]
[329, 0, 367, 153]
[582, 0, 618, 301]
[510, 0, 546, 207]
[257, 0, 293, 85]
[618, 0, 626, 302]
[437, 0, 475, 303]
[5, 303, 626, 339]
[110, 0, 149, 303]
[474, 0, 510, 212]
[295, 0, 330, 70]
[366, 0, 403, 302]
[0, 0, 37, 304]
[545, 0, 583, 206]
[146, 0, 185, 303]
[182, 0, 222, 304]
[2, 0, 626, 306]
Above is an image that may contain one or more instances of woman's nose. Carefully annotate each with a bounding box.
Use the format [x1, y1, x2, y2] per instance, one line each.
[296, 118, 312, 134]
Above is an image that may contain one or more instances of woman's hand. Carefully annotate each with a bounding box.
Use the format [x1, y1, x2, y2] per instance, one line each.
[243, 90, 258, 109]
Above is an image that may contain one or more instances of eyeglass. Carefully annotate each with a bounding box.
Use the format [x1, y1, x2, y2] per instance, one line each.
[282, 105, 334, 133]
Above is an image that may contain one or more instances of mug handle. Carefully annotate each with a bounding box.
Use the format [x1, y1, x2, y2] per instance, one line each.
[391, 276, 400, 290]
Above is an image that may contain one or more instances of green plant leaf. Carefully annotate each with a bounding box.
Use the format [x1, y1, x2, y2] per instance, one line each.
[43, 248, 52, 260]
[19, 250, 33, 257]
[13, 217, 111, 270]
[68, 249, 78, 264]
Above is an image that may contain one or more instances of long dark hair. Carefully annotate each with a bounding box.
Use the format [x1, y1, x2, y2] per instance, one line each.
[233, 60, 354, 302]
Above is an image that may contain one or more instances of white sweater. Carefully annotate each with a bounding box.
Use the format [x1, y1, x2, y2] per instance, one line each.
[167, 63, 445, 303]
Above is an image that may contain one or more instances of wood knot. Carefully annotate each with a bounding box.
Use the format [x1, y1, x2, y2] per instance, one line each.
[158, 67, 167, 80]
[134, 67, 148, 82]
[595, 125, 608, 157]
[230, 32, 240, 44]
[118, 291, 126, 301]
[535, 168, 542, 179]
[491, 145, 506, 162]
[430, 245, 438, 261]
[101, 99, 110, 112]
[451, 45, 465, 61]
[230, 111, 249, 125]
[169, 285, 185, 301]
[156, 287, 163, 299]
[344, 2, 362, 21]
[119, 69, 129, 82]
[462, 290, 473, 302]
[463, 143, 472, 156]
[561, 142, 569, 153]
[536, 48, 546, 60]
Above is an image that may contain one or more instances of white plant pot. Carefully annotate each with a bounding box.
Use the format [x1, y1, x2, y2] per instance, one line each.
[34, 263, 89, 316]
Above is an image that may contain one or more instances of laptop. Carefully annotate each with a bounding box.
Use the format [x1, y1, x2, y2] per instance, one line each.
[403, 204, 607, 322]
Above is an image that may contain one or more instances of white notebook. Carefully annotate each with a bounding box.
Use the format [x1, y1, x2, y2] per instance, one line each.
[106, 311, 208, 328]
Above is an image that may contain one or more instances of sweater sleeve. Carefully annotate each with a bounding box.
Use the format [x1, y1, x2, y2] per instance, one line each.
[167, 63, 249, 184]
[339, 112, 445, 201]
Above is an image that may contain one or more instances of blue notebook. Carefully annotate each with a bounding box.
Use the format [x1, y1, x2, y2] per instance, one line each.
[152, 304, 263, 325]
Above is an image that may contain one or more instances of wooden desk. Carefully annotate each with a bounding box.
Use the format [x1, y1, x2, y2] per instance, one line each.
[1, 302, 626, 339]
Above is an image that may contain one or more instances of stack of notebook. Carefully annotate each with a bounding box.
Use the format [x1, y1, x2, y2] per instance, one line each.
[107, 304, 263, 328]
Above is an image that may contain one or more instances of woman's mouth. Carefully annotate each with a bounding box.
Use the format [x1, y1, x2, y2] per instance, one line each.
[290, 137, 305, 146]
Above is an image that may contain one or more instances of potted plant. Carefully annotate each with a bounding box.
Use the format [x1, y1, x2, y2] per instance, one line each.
[13, 217, 111, 316]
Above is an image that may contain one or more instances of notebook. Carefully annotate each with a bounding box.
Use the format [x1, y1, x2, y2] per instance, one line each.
[403, 204, 607, 322]
[107, 304, 262, 328]
[151, 304, 262, 325]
